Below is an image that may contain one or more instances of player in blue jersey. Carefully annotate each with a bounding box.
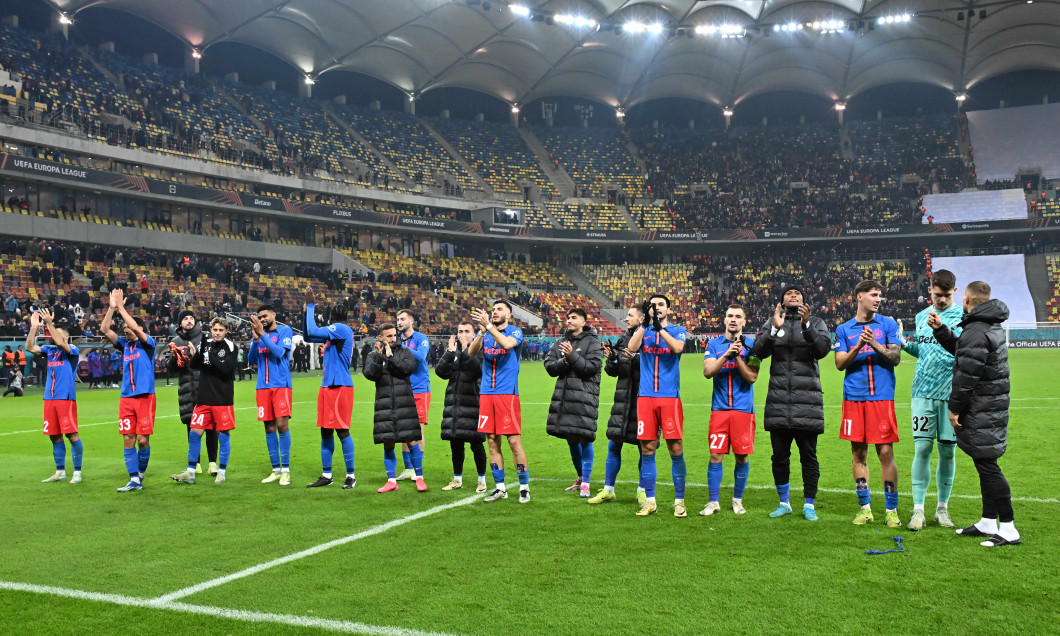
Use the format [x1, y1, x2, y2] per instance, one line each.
[469, 300, 529, 503]
[302, 289, 357, 490]
[25, 309, 84, 484]
[627, 294, 688, 518]
[900, 269, 962, 530]
[834, 280, 903, 528]
[701, 304, 760, 516]
[395, 309, 430, 482]
[249, 305, 294, 486]
[101, 289, 157, 493]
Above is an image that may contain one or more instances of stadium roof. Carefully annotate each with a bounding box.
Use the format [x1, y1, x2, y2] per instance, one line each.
[50, 0, 1060, 108]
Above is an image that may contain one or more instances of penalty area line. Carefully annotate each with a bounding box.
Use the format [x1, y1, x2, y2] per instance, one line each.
[0, 580, 463, 636]
[152, 489, 484, 604]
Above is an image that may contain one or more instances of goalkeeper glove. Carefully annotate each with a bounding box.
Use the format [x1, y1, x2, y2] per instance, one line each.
[650, 306, 662, 331]
[640, 300, 652, 329]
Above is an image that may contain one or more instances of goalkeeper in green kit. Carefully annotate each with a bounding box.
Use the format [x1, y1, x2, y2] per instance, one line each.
[900, 269, 963, 531]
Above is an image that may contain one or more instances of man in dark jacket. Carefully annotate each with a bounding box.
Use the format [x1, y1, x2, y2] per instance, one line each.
[752, 284, 832, 520]
[544, 308, 604, 499]
[435, 320, 487, 493]
[933, 282, 1019, 547]
[172, 318, 239, 485]
[166, 310, 218, 475]
[589, 305, 647, 505]
[364, 323, 426, 493]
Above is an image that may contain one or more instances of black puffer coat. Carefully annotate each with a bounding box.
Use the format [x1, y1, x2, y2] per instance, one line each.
[605, 329, 640, 445]
[166, 324, 202, 425]
[363, 347, 421, 445]
[751, 312, 832, 433]
[934, 299, 1010, 459]
[435, 347, 486, 443]
[544, 328, 603, 442]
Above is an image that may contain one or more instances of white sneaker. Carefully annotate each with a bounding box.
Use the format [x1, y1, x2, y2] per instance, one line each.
[42, 470, 67, 483]
[261, 471, 281, 484]
[731, 498, 746, 515]
[215, 471, 226, 484]
[70, 472, 83, 485]
[476, 480, 488, 493]
[279, 472, 291, 486]
[396, 468, 415, 481]
[208, 462, 218, 476]
[484, 488, 508, 502]
[519, 488, 530, 504]
[908, 509, 926, 531]
[171, 469, 195, 484]
[699, 501, 721, 516]
[441, 479, 463, 491]
[934, 508, 955, 528]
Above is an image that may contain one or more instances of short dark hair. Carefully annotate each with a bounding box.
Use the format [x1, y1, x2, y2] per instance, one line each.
[457, 320, 475, 330]
[726, 303, 746, 317]
[397, 309, 419, 326]
[493, 299, 513, 313]
[854, 280, 882, 296]
[630, 304, 645, 316]
[377, 323, 396, 335]
[649, 294, 671, 308]
[257, 304, 275, 314]
[330, 303, 349, 323]
[966, 281, 991, 306]
[567, 308, 588, 321]
[931, 269, 956, 290]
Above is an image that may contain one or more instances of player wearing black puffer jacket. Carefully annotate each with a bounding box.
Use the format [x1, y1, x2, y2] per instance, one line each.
[435, 321, 487, 493]
[166, 310, 217, 475]
[364, 324, 425, 493]
[932, 282, 1019, 547]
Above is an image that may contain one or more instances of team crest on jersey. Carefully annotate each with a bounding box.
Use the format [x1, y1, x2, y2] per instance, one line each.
[283, 337, 292, 346]
[218, 349, 226, 358]
[873, 329, 884, 340]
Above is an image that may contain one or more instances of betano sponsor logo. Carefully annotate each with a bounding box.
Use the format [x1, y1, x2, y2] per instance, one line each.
[253, 198, 273, 207]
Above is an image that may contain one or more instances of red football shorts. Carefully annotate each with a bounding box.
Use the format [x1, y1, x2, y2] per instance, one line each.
[414, 392, 430, 425]
[42, 400, 78, 435]
[708, 411, 756, 455]
[257, 387, 293, 421]
[840, 400, 899, 444]
[478, 394, 521, 435]
[118, 395, 157, 435]
[191, 404, 236, 432]
[637, 397, 684, 441]
[317, 386, 353, 430]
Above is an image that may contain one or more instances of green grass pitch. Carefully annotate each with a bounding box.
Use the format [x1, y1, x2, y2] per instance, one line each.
[1, 350, 1057, 635]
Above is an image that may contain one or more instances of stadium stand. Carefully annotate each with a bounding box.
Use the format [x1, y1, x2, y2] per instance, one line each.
[1047, 255, 1060, 321]
[967, 103, 1060, 182]
[848, 113, 967, 193]
[922, 189, 1028, 224]
[536, 127, 646, 198]
[427, 117, 559, 203]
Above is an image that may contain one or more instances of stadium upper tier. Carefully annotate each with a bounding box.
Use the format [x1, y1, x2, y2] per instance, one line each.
[3, 21, 1049, 234]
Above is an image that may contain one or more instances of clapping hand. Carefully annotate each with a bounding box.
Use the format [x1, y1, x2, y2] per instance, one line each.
[772, 303, 785, 329]
[448, 335, 457, 352]
[859, 325, 875, 347]
[797, 303, 811, 326]
[471, 308, 490, 331]
[304, 286, 316, 305]
[249, 315, 264, 339]
[30, 312, 41, 329]
[726, 340, 743, 359]
[559, 341, 573, 357]
[39, 308, 54, 324]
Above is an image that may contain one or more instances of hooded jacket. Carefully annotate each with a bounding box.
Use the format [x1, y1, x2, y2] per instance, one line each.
[189, 335, 237, 406]
[604, 329, 641, 445]
[363, 346, 421, 445]
[933, 299, 1010, 459]
[544, 327, 603, 441]
[167, 322, 202, 424]
[435, 346, 486, 443]
[751, 309, 832, 433]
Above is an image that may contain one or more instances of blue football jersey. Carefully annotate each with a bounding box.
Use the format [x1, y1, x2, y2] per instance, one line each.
[833, 315, 900, 401]
[117, 336, 156, 397]
[40, 344, 79, 401]
[639, 325, 687, 399]
[481, 325, 523, 395]
[705, 335, 757, 413]
[250, 324, 293, 389]
[305, 304, 353, 387]
[402, 330, 431, 394]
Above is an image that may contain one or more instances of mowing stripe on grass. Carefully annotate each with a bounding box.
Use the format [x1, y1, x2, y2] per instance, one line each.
[533, 478, 1059, 504]
[0, 402, 310, 436]
[0, 581, 463, 636]
[152, 490, 484, 604]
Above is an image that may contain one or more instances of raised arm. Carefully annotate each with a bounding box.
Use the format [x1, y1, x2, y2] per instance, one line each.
[24, 312, 42, 355]
[626, 326, 646, 356]
[113, 289, 148, 343]
[100, 291, 120, 346]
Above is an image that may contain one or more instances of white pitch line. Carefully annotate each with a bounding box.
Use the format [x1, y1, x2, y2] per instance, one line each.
[0, 581, 463, 636]
[533, 478, 1059, 504]
[0, 402, 309, 436]
[152, 490, 484, 604]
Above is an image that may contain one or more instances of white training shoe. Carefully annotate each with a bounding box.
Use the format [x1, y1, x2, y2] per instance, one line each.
[215, 472, 226, 484]
[934, 508, 955, 528]
[699, 501, 721, 516]
[731, 498, 746, 515]
[70, 472, 83, 485]
[279, 472, 291, 486]
[42, 471, 67, 483]
[261, 471, 282, 484]
[171, 469, 196, 484]
[396, 469, 415, 482]
[907, 509, 927, 531]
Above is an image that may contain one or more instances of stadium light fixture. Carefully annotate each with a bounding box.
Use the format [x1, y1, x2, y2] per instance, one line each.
[191, 48, 202, 60]
[624, 21, 647, 34]
[646, 23, 665, 35]
[509, 4, 531, 18]
[834, 102, 846, 111]
[694, 25, 716, 35]
[723, 107, 733, 117]
[555, 14, 597, 28]
[58, 13, 73, 25]
[304, 76, 315, 85]
[955, 93, 967, 102]
[511, 105, 520, 113]
[615, 109, 625, 119]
